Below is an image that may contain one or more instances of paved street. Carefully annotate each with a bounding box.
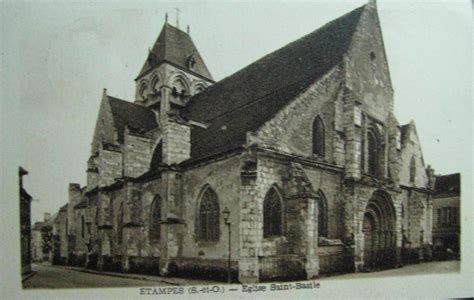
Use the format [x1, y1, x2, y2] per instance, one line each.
[320, 260, 460, 281]
[23, 261, 460, 289]
[23, 264, 172, 289]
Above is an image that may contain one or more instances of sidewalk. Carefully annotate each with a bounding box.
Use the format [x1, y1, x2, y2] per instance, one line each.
[43, 263, 218, 286]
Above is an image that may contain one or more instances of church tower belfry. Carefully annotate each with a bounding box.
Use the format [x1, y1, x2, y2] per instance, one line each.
[134, 20, 214, 118]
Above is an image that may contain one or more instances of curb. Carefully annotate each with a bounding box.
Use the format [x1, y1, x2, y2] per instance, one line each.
[22, 271, 37, 282]
[76, 268, 182, 286]
[59, 265, 181, 286]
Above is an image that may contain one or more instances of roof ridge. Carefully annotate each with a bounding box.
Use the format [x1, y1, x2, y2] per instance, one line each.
[185, 5, 365, 120]
[206, 76, 312, 123]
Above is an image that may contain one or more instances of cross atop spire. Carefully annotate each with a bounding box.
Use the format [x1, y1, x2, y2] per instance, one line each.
[174, 8, 181, 29]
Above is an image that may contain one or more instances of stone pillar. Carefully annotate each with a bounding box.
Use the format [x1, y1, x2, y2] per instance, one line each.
[238, 149, 260, 283]
[286, 197, 319, 278]
[97, 191, 113, 271]
[158, 170, 184, 276]
[343, 88, 362, 180]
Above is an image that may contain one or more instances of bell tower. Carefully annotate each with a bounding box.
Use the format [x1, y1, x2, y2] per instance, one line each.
[134, 18, 214, 119]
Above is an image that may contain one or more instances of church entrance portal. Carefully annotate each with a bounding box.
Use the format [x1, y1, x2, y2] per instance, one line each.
[362, 190, 397, 270]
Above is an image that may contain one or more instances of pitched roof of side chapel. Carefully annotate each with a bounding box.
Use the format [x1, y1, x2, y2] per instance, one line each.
[181, 5, 365, 162]
[137, 23, 213, 82]
[107, 96, 158, 141]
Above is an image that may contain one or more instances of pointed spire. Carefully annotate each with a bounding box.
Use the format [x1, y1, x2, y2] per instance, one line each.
[165, 12, 168, 23]
[368, 0, 377, 7]
[103, 88, 107, 96]
[187, 25, 190, 35]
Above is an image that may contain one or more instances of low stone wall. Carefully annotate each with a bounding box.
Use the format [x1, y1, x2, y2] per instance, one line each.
[318, 242, 353, 275]
[169, 257, 238, 282]
[128, 256, 160, 275]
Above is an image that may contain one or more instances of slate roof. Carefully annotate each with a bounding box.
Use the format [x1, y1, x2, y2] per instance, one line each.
[182, 5, 365, 162]
[108, 96, 158, 141]
[434, 173, 460, 197]
[137, 23, 213, 81]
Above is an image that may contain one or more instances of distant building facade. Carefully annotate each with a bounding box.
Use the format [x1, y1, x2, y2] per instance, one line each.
[19, 167, 32, 275]
[52, 2, 441, 282]
[432, 173, 460, 259]
[31, 213, 54, 262]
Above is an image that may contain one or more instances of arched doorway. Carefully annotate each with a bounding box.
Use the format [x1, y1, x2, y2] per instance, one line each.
[362, 190, 397, 270]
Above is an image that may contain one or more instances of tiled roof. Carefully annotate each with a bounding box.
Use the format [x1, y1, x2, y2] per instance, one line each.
[137, 23, 213, 81]
[434, 173, 460, 197]
[182, 5, 365, 162]
[108, 96, 158, 141]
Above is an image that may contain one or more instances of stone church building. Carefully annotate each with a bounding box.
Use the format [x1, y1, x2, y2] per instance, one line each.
[56, 1, 436, 282]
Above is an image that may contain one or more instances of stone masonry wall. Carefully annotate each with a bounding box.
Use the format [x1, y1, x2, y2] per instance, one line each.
[67, 184, 81, 236]
[140, 178, 166, 258]
[257, 68, 343, 166]
[98, 147, 122, 187]
[238, 152, 343, 281]
[180, 156, 241, 261]
[399, 124, 429, 187]
[344, 4, 394, 122]
[123, 130, 155, 178]
[162, 119, 191, 165]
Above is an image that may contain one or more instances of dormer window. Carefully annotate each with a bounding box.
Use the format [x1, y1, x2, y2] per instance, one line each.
[187, 55, 196, 70]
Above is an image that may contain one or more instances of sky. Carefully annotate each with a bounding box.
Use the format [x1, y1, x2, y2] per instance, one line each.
[1, 0, 472, 225]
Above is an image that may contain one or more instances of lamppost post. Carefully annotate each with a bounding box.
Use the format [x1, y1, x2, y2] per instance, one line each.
[222, 207, 231, 284]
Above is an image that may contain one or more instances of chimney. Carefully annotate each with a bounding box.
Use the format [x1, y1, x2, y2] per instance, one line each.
[67, 183, 82, 235]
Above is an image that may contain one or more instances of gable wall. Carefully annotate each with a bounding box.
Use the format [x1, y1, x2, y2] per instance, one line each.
[400, 128, 428, 187]
[345, 5, 394, 122]
[91, 95, 118, 154]
[256, 68, 345, 166]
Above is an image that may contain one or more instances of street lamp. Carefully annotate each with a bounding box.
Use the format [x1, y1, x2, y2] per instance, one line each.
[222, 206, 231, 284]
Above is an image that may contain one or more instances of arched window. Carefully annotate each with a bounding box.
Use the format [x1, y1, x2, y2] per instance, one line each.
[316, 190, 328, 238]
[198, 187, 220, 241]
[367, 129, 379, 176]
[312, 116, 325, 157]
[409, 156, 416, 183]
[263, 187, 283, 238]
[117, 204, 124, 244]
[150, 195, 161, 241]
